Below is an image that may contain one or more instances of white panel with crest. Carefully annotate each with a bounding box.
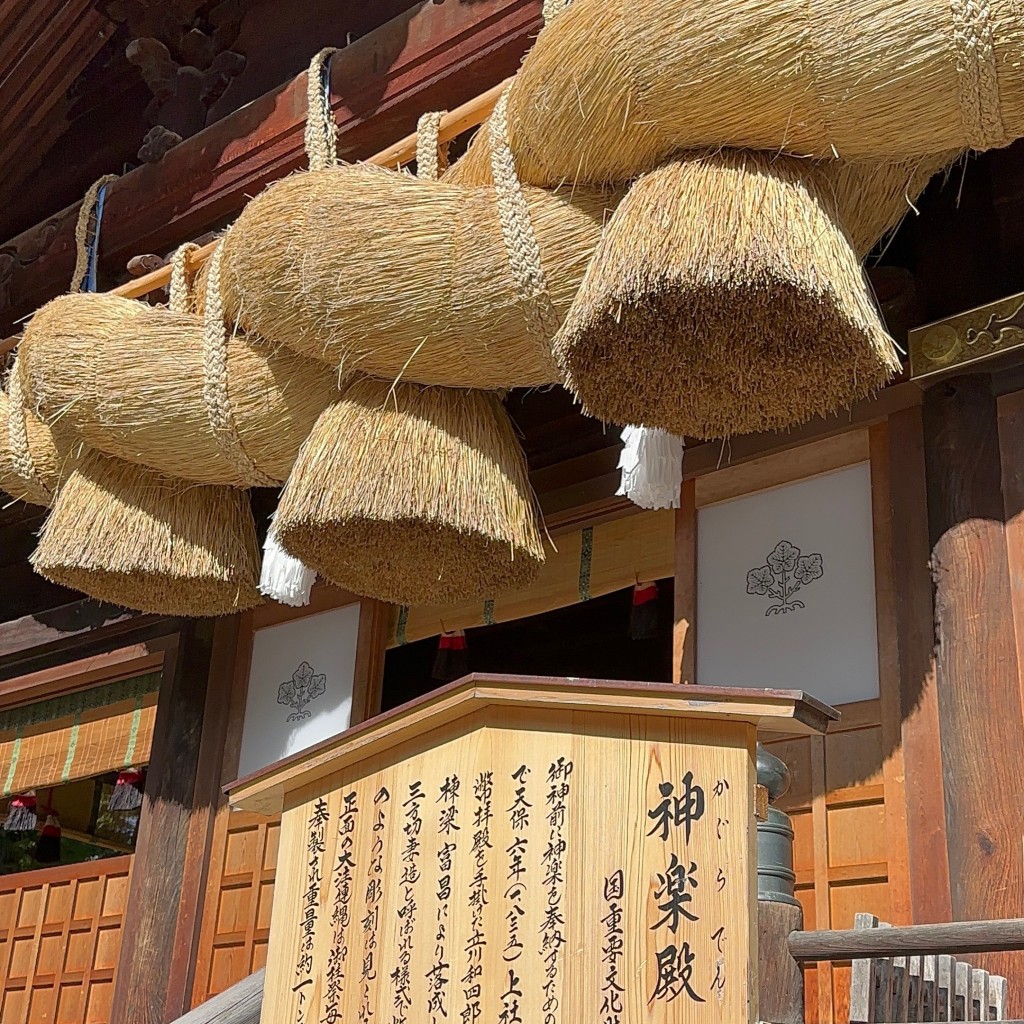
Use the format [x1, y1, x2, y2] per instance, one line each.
[696, 462, 879, 705]
[237, 603, 361, 778]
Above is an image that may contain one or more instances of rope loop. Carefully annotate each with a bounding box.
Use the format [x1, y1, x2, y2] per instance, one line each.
[488, 88, 559, 344]
[415, 111, 449, 180]
[70, 174, 118, 294]
[202, 243, 276, 486]
[304, 48, 338, 171]
[541, 0, 573, 23]
[6, 356, 50, 505]
[168, 242, 200, 314]
[950, 0, 1007, 150]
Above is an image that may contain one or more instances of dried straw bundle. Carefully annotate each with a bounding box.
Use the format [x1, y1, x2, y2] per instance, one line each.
[451, 0, 1023, 187]
[218, 163, 616, 388]
[0, 388, 79, 507]
[554, 151, 898, 438]
[19, 291, 339, 487]
[275, 378, 546, 606]
[32, 450, 262, 616]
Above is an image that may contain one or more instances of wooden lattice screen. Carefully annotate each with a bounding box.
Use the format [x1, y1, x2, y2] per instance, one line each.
[191, 811, 280, 1005]
[0, 855, 132, 1024]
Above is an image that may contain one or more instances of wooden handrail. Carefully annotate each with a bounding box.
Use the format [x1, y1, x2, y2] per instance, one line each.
[789, 918, 1024, 961]
[0, 77, 507, 357]
[111, 78, 509, 303]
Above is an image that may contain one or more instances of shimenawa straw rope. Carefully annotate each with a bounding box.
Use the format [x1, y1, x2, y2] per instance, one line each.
[169, 242, 200, 314]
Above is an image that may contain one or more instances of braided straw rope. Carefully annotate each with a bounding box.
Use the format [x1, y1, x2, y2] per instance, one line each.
[304, 47, 338, 171]
[416, 110, 449, 181]
[168, 242, 200, 314]
[70, 174, 119, 294]
[489, 88, 559, 343]
[202, 244, 276, 486]
[950, 0, 1007, 150]
[6, 356, 49, 504]
[541, 0, 572, 22]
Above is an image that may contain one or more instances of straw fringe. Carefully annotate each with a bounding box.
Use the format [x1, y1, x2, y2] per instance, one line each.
[219, 164, 615, 388]
[555, 151, 899, 438]
[32, 450, 262, 617]
[276, 378, 546, 606]
[19, 292, 339, 486]
[448, 0, 1021, 187]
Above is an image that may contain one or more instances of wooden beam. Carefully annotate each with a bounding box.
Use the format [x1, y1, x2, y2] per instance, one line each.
[887, 405, 952, 924]
[758, 901, 804, 1024]
[110, 617, 239, 1024]
[0, 0, 543, 334]
[922, 374, 1024, 994]
[790, 918, 1024, 961]
[0, 597, 178, 682]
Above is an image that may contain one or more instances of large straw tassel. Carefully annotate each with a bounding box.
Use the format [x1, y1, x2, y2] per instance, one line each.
[218, 163, 615, 389]
[448, 0, 1021, 188]
[275, 378, 546, 606]
[17, 288, 339, 488]
[32, 450, 262, 616]
[554, 151, 899, 439]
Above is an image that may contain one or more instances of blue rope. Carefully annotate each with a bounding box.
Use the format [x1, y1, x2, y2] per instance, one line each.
[83, 182, 109, 294]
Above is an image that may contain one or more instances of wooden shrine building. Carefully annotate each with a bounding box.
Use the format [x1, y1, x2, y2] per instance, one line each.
[1, 3, 1024, 1024]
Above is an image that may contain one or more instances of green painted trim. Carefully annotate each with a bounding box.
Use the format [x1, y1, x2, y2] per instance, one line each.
[60, 712, 82, 782]
[482, 599, 496, 626]
[395, 606, 410, 646]
[2, 725, 23, 797]
[122, 692, 145, 767]
[0, 673, 160, 736]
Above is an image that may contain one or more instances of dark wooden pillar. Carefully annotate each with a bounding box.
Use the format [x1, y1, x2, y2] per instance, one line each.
[110, 616, 239, 1024]
[921, 374, 1024, 993]
[888, 406, 953, 924]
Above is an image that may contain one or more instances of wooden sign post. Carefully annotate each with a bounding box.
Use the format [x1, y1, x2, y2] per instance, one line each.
[228, 675, 835, 1024]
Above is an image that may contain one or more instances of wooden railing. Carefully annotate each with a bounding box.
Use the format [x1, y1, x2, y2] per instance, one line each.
[0, 856, 133, 1024]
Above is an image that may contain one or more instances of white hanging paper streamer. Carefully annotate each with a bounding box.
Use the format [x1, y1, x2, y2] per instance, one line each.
[616, 425, 684, 510]
[259, 526, 316, 607]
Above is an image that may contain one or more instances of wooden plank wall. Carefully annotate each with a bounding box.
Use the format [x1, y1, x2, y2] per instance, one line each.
[0, 856, 133, 1024]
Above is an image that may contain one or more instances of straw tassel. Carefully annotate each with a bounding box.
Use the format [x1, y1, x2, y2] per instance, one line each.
[4, 791, 37, 832]
[260, 525, 315, 607]
[630, 581, 660, 640]
[34, 814, 61, 863]
[616, 426, 683, 510]
[432, 630, 469, 683]
[108, 768, 146, 812]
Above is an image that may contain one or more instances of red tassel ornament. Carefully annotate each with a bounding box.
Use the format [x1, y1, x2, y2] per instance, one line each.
[109, 768, 146, 812]
[432, 630, 469, 683]
[629, 581, 660, 640]
[3, 791, 37, 832]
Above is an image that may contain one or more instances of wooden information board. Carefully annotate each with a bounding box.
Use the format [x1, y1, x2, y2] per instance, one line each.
[228, 675, 835, 1024]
